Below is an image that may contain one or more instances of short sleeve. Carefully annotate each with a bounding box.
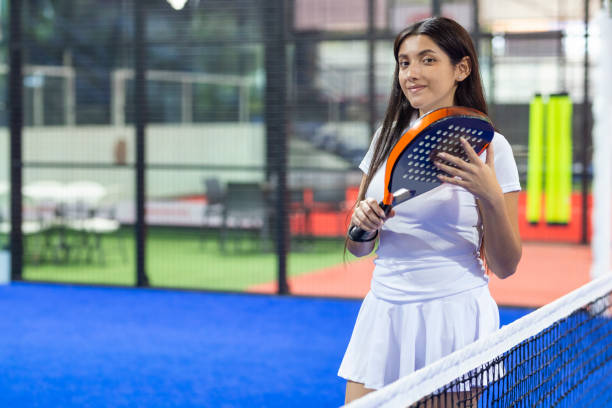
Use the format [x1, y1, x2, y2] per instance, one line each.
[480, 132, 521, 193]
[359, 127, 382, 174]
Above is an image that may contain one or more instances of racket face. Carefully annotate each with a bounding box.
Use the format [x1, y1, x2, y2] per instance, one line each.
[384, 108, 494, 206]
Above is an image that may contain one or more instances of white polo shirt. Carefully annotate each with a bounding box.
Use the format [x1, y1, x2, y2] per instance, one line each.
[359, 129, 521, 302]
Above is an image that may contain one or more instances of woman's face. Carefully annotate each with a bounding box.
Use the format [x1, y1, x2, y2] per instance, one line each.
[397, 34, 468, 116]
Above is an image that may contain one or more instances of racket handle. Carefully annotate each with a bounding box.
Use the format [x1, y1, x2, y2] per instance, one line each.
[347, 225, 377, 242]
[380, 203, 393, 216]
[347, 201, 393, 242]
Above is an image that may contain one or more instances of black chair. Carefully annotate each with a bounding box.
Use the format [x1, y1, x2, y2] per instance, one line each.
[201, 177, 225, 246]
[203, 177, 225, 227]
[219, 182, 268, 252]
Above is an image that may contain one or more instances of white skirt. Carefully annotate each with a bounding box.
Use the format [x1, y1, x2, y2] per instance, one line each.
[338, 284, 499, 390]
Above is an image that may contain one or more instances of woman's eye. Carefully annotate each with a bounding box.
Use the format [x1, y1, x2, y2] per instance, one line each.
[399, 61, 409, 67]
[423, 57, 435, 64]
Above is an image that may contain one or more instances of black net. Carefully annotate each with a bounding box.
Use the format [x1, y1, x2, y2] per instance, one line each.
[409, 293, 612, 408]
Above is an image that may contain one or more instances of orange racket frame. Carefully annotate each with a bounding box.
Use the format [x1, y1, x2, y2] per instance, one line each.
[381, 106, 492, 206]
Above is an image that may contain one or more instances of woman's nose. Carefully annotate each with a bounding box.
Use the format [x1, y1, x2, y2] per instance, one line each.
[403, 64, 419, 80]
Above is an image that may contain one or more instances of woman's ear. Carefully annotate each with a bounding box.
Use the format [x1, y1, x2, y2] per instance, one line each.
[456, 56, 471, 82]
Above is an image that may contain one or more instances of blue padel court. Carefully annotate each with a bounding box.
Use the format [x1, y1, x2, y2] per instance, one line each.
[0, 283, 532, 407]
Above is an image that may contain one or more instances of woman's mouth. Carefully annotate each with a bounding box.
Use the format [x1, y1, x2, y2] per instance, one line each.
[407, 85, 426, 94]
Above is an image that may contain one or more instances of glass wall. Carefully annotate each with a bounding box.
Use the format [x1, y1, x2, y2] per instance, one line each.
[20, 0, 136, 284]
[142, 1, 267, 290]
[5, 0, 596, 295]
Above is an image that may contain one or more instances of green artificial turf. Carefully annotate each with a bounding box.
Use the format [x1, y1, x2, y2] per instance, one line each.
[22, 228, 136, 286]
[20, 227, 357, 291]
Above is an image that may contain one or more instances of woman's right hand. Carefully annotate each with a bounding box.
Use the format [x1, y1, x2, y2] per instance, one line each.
[350, 197, 395, 233]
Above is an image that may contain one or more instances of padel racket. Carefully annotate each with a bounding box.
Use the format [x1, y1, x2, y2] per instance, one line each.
[348, 106, 494, 241]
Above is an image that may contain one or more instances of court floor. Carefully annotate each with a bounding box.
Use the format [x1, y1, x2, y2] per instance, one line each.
[248, 242, 592, 308]
[0, 282, 532, 408]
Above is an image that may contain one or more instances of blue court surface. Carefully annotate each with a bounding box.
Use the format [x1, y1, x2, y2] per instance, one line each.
[0, 283, 531, 407]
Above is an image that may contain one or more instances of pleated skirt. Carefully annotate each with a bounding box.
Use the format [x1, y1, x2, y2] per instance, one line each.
[337, 284, 499, 390]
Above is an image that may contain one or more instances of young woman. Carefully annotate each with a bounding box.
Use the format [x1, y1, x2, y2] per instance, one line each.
[338, 17, 522, 403]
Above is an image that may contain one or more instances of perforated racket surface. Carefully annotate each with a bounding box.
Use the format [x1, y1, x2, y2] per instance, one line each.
[349, 106, 494, 241]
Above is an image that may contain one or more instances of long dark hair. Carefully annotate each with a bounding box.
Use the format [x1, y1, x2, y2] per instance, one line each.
[345, 17, 489, 263]
[359, 17, 488, 202]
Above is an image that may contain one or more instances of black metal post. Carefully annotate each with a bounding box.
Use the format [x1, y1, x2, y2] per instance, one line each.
[134, 0, 149, 286]
[471, 0, 480, 54]
[367, 0, 376, 138]
[432, 0, 442, 17]
[8, 0, 23, 280]
[581, 0, 591, 244]
[264, 0, 289, 294]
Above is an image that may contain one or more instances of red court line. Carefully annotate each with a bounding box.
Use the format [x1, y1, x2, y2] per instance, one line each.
[246, 243, 592, 308]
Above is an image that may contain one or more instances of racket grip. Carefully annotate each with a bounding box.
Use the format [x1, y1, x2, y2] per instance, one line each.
[347, 201, 393, 242]
[380, 203, 393, 216]
[347, 225, 377, 242]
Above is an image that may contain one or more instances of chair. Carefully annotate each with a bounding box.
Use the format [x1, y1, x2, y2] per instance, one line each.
[22, 180, 66, 263]
[200, 177, 225, 247]
[203, 178, 225, 226]
[63, 181, 127, 265]
[0, 207, 45, 262]
[78, 210, 126, 265]
[219, 182, 268, 252]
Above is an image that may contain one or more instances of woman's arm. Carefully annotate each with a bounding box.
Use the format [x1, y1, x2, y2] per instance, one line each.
[435, 138, 522, 279]
[347, 175, 394, 257]
[478, 191, 522, 279]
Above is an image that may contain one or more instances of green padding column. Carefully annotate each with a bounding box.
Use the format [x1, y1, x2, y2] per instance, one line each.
[545, 94, 573, 224]
[526, 94, 545, 224]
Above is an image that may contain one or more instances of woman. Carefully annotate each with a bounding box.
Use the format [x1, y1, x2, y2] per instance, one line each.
[338, 17, 522, 403]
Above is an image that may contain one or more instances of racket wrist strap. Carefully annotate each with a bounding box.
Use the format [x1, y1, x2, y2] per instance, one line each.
[348, 225, 378, 242]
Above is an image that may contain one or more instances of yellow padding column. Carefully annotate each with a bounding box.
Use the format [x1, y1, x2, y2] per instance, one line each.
[545, 93, 573, 225]
[526, 94, 545, 224]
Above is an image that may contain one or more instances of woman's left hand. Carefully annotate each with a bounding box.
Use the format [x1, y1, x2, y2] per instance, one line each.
[434, 137, 503, 205]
